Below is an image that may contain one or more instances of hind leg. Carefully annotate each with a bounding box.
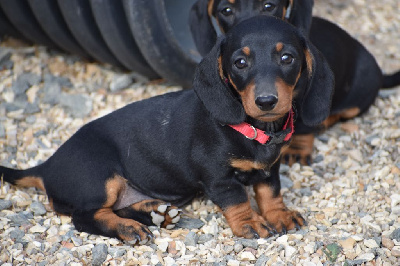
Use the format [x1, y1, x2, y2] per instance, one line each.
[115, 200, 181, 229]
[72, 209, 153, 244]
[71, 174, 155, 244]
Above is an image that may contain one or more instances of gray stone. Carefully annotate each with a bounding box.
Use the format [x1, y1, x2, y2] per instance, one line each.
[280, 175, 293, 189]
[7, 213, 30, 225]
[365, 134, 379, 145]
[42, 81, 61, 105]
[59, 93, 92, 118]
[110, 74, 134, 92]
[316, 225, 327, 231]
[30, 201, 47, 216]
[0, 199, 12, 210]
[71, 236, 83, 247]
[331, 218, 339, 225]
[233, 242, 243, 253]
[176, 218, 205, 229]
[299, 187, 312, 196]
[108, 247, 126, 258]
[22, 211, 34, 219]
[313, 154, 324, 164]
[317, 134, 330, 143]
[43, 74, 72, 88]
[10, 228, 25, 240]
[223, 245, 234, 253]
[184, 231, 199, 246]
[197, 234, 213, 244]
[237, 239, 258, 249]
[0, 122, 5, 138]
[345, 259, 370, 266]
[255, 254, 269, 266]
[279, 164, 290, 174]
[61, 230, 75, 241]
[0, 48, 12, 70]
[92, 243, 108, 266]
[24, 102, 40, 114]
[390, 228, 400, 241]
[48, 243, 61, 255]
[11, 72, 41, 95]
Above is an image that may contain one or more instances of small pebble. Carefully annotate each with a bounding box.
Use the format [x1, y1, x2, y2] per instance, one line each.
[92, 244, 108, 266]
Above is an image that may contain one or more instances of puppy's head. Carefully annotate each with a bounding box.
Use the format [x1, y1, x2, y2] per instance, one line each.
[193, 16, 334, 126]
[190, 0, 313, 56]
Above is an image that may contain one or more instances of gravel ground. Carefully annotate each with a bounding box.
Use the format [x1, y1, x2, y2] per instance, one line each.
[1, 1, 400, 265]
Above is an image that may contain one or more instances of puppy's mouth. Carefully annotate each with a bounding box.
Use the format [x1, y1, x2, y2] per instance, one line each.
[256, 112, 287, 122]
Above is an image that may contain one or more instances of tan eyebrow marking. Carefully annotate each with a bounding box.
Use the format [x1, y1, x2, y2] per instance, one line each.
[276, 42, 284, 52]
[242, 46, 251, 56]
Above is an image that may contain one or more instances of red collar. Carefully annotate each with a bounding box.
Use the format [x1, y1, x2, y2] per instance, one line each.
[228, 109, 294, 145]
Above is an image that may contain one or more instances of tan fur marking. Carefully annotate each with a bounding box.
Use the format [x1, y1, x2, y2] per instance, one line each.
[228, 74, 238, 91]
[218, 55, 224, 81]
[95, 176, 152, 241]
[16, 176, 45, 191]
[322, 107, 361, 128]
[304, 49, 313, 77]
[338, 107, 361, 119]
[223, 200, 270, 238]
[230, 159, 266, 172]
[254, 184, 285, 213]
[94, 208, 147, 241]
[275, 42, 284, 53]
[274, 77, 295, 115]
[282, 6, 287, 19]
[254, 183, 304, 232]
[228, 0, 235, 3]
[207, 0, 215, 17]
[103, 175, 127, 208]
[242, 46, 251, 56]
[237, 79, 257, 116]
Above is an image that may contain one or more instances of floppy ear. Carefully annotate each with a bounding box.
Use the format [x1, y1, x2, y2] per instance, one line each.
[193, 38, 246, 125]
[300, 38, 335, 126]
[288, 0, 314, 35]
[189, 0, 218, 56]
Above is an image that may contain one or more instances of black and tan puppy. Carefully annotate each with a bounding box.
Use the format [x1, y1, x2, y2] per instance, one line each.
[190, 0, 315, 56]
[1, 16, 334, 241]
[190, 0, 400, 165]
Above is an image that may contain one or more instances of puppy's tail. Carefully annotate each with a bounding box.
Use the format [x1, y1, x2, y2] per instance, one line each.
[0, 165, 45, 191]
[382, 70, 400, 89]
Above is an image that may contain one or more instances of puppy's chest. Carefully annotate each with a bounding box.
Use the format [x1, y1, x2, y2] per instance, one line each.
[228, 142, 283, 173]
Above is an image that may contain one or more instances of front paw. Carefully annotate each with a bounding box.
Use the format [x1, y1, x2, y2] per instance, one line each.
[223, 202, 274, 239]
[262, 209, 306, 234]
[281, 134, 314, 165]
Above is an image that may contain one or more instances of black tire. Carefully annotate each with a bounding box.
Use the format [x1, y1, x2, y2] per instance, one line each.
[123, 0, 198, 88]
[57, 0, 123, 67]
[89, 0, 159, 78]
[0, 6, 28, 41]
[27, 0, 90, 59]
[0, 0, 57, 48]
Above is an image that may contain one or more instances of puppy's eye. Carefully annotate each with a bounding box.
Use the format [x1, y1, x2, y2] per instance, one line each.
[234, 58, 248, 69]
[281, 54, 294, 64]
[221, 7, 233, 16]
[263, 3, 276, 12]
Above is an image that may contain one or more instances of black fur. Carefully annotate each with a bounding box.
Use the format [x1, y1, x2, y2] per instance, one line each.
[189, 0, 314, 56]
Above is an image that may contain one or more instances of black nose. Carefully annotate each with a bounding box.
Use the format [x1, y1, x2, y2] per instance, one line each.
[255, 95, 278, 111]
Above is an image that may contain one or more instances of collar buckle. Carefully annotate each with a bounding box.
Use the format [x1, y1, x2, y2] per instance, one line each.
[245, 126, 257, 140]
